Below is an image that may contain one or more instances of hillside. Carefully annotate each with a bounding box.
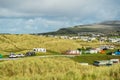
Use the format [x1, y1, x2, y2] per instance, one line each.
[0, 34, 108, 55]
[39, 20, 120, 35]
[0, 34, 79, 54]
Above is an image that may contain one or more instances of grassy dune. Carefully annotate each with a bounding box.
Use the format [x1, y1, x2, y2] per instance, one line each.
[0, 34, 80, 54]
[0, 57, 120, 80]
[0, 34, 108, 55]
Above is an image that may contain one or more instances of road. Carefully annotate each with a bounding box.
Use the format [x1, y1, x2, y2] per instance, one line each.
[0, 55, 76, 61]
[0, 58, 21, 61]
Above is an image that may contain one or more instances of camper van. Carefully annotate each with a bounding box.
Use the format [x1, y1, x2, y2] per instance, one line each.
[93, 60, 113, 66]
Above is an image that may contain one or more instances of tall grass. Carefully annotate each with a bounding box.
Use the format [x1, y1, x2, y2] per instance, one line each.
[0, 57, 120, 80]
[0, 34, 109, 55]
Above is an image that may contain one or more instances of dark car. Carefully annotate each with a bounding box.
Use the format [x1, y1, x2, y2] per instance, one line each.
[25, 52, 36, 56]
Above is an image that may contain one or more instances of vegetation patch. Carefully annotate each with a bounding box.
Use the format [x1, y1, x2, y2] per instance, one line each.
[71, 54, 120, 64]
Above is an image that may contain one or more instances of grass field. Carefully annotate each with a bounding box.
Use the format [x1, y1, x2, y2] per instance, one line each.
[0, 57, 120, 80]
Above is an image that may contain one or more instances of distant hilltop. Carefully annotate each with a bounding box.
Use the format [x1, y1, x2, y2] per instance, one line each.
[37, 20, 120, 35]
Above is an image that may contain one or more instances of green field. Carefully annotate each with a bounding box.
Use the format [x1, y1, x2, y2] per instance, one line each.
[71, 54, 120, 64]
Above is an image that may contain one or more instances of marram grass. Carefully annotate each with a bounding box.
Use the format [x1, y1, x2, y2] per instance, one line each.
[0, 57, 120, 80]
[0, 34, 108, 55]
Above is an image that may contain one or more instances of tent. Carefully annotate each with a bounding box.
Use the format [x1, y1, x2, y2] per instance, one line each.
[100, 50, 105, 54]
[115, 51, 120, 55]
[0, 54, 3, 58]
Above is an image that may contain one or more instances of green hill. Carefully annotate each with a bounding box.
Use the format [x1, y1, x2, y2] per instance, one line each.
[39, 20, 120, 35]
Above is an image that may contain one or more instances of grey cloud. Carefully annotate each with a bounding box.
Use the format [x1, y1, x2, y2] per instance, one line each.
[0, 17, 74, 33]
[0, 0, 119, 19]
[0, 0, 120, 33]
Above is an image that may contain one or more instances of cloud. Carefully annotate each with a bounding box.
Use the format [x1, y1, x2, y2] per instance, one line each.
[0, 0, 120, 18]
[0, 18, 75, 33]
[0, 0, 120, 33]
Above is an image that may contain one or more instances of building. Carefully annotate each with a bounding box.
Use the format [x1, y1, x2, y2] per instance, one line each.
[85, 49, 98, 54]
[114, 49, 120, 55]
[100, 45, 115, 50]
[64, 50, 81, 55]
[80, 36, 89, 41]
[109, 38, 120, 43]
[33, 48, 46, 52]
[60, 36, 69, 39]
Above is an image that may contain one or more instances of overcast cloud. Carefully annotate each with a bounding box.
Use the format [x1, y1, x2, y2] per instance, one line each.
[0, 0, 120, 33]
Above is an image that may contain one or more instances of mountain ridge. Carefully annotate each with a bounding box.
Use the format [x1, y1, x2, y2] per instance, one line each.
[38, 20, 120, 35]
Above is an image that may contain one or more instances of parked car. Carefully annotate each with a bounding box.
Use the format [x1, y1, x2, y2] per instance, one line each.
[9, 53, 16, 58]
[9, 53, 24, 58]
[16, 54, 25, 57]
[25, 51, 36, 56]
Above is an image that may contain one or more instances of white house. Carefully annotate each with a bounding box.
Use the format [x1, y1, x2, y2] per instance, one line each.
[80, 36, 96, 42]
[60, 36, 69, 39]
[100, 45, 115, 50]
[69, 36, 79, 40]
[33, 48, 46, 53]
[99, 37, 107, 42]
[109, 38, 120, 43]
[89, 37, 96, 41]
[85, 49, 98, 54]
[80, 36, 89, 41]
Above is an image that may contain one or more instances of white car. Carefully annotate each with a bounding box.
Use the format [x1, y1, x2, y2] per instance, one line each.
[9, 53, 24, 58]
[9, 53, 17, 58]
[16, 54, 25, 57]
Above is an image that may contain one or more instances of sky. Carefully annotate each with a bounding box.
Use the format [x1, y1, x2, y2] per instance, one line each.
[0, 0, 120, 34]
